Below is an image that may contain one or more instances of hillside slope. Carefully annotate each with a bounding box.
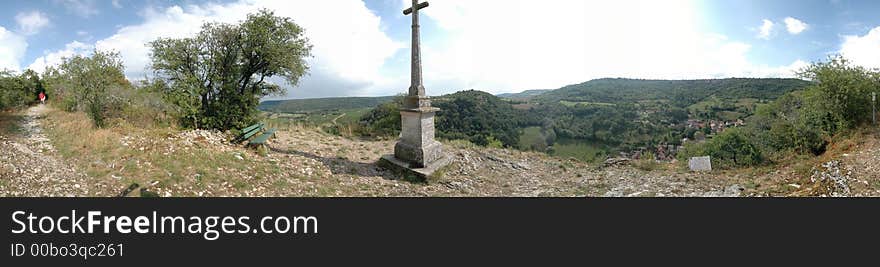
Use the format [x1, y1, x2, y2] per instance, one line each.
[496, 89, 552, 99]
[537, 78, 811, 105]
[260, 96, 394, 113]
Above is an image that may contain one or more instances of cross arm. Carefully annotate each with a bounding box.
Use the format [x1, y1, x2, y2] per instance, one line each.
[403, 2, 429, 15]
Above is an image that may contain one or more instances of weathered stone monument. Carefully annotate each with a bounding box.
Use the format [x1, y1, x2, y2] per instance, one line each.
[688, 156, 712, 172]
[379, 0, 450, 181]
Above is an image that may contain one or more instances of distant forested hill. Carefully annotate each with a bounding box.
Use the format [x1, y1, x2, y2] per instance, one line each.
[259, 96, 395, 113]
[536, 78, 811, 107]
[496, 89, 552, 99]
[324, 78, 816, 163]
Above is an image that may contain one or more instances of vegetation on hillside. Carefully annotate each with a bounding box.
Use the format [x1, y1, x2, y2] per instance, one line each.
[434, 90, 526, 147]
[358, 77, 812, 165]
[537, 78, 810, 106]
[496, 89, 551, 100]
[356, 90, 527, 147]
[680, 56, 880, 168]
[260, 96, 394, 113]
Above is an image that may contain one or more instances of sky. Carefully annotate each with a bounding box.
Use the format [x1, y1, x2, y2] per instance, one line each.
[1, 0, 879, 99]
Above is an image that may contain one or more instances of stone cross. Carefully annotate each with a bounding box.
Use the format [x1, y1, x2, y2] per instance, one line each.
[378, 0, 449, 181]
[403, 0, 430, 108]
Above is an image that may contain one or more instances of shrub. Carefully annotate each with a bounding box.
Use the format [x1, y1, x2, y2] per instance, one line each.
[0, 70, 38, 110]
[678, 128, 763, 169]
[40, 50, 177, 129]
[634, 151, 659, 171]
[357, 95, 403, 137]
[43, 50, 129, 128]
[798, 55, 878, 134]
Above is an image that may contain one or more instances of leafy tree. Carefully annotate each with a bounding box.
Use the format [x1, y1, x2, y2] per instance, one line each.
[149, 9, 312, 130]
[42, 50, 128, 127]
[798, 55, 877, 133]
[679, 128, 763, 168]
[21, 69, 44, 96]
[0, 70, 36, 109]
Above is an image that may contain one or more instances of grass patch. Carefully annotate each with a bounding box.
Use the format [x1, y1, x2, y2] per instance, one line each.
[633, 157, 660, 171]
[518, 126, 546, 151]
[43, 109, 285, 196]
[549, 138, 608, 163]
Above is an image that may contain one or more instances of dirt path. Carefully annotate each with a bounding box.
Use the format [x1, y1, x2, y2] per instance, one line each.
[0, 105, 98, 196]
[331, 113, 346, 126]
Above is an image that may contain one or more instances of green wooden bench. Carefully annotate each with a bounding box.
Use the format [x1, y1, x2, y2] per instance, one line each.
[233, 123, 264, 143]
[232, 123, 277, 148]
[249, 128, 276, 146]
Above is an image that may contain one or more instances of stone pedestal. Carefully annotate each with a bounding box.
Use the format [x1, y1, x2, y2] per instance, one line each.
[380, 1, 448, 182]
[378, 103, 450, 182]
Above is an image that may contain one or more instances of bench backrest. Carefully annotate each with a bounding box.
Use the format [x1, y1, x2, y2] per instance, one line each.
[234, 123, 264, 142]
[240, 123, 263, 135]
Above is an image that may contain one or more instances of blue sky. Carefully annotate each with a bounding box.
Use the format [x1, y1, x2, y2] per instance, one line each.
[1, 0, 879, 99]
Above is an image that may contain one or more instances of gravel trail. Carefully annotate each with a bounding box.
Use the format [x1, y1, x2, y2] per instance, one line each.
[0, 105, 110, 196]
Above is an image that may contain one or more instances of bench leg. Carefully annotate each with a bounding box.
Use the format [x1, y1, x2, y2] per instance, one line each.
[256, 143, 269, 156]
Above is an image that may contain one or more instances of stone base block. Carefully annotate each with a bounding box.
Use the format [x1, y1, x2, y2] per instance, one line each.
[378, 154, 451, 183]
[394, 140, 444, 168]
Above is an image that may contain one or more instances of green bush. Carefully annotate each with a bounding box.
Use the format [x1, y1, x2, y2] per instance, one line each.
[634, 151, 659, 171]
[0, 70, 39, 110]
[357, 95, 403, 137]
[741, 55, 877, 159]
[678, 128, 763, 169]
[798, 55, 878, 134]
[40, 50, 176, 129]
[42, 50, 130, 128]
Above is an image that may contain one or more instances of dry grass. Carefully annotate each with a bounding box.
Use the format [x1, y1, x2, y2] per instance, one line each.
[43, 109, 285, 196]
[0, 111, 24, 136]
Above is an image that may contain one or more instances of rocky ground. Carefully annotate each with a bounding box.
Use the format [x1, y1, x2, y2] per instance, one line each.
[0, 105, 119, 196]
[825, 131, 880, 196]
[263, 128, 753, 197]
[3, 106, 879, 197]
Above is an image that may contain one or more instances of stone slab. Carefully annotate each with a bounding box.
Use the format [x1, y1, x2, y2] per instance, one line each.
[688, 156, 712, 172]
[378, 154, 451, 183]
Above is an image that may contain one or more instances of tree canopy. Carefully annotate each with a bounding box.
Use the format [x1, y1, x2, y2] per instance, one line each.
[42, 50, 129, 127]
[0, 69, 41, 110]
[149, 9, 312, 130]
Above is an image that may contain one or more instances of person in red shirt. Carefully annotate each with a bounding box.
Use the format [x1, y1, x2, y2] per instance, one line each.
[38, 92, 46, 104]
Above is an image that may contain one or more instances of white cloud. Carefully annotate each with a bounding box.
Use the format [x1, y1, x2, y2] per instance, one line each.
[27, 41, 93, 73]
[31, 0, 403, 99]
[112, 0, 122, 9]
[414, 0, 806, 94]
[55, 0, 99, 18]
[784, 17, 808, 34]
[29, 0, 810, 99]
[0, 26, 28, 71]
[840, 26, 880, 69]
[15, 11, 51, 35]
[757, 19, 774, 40]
